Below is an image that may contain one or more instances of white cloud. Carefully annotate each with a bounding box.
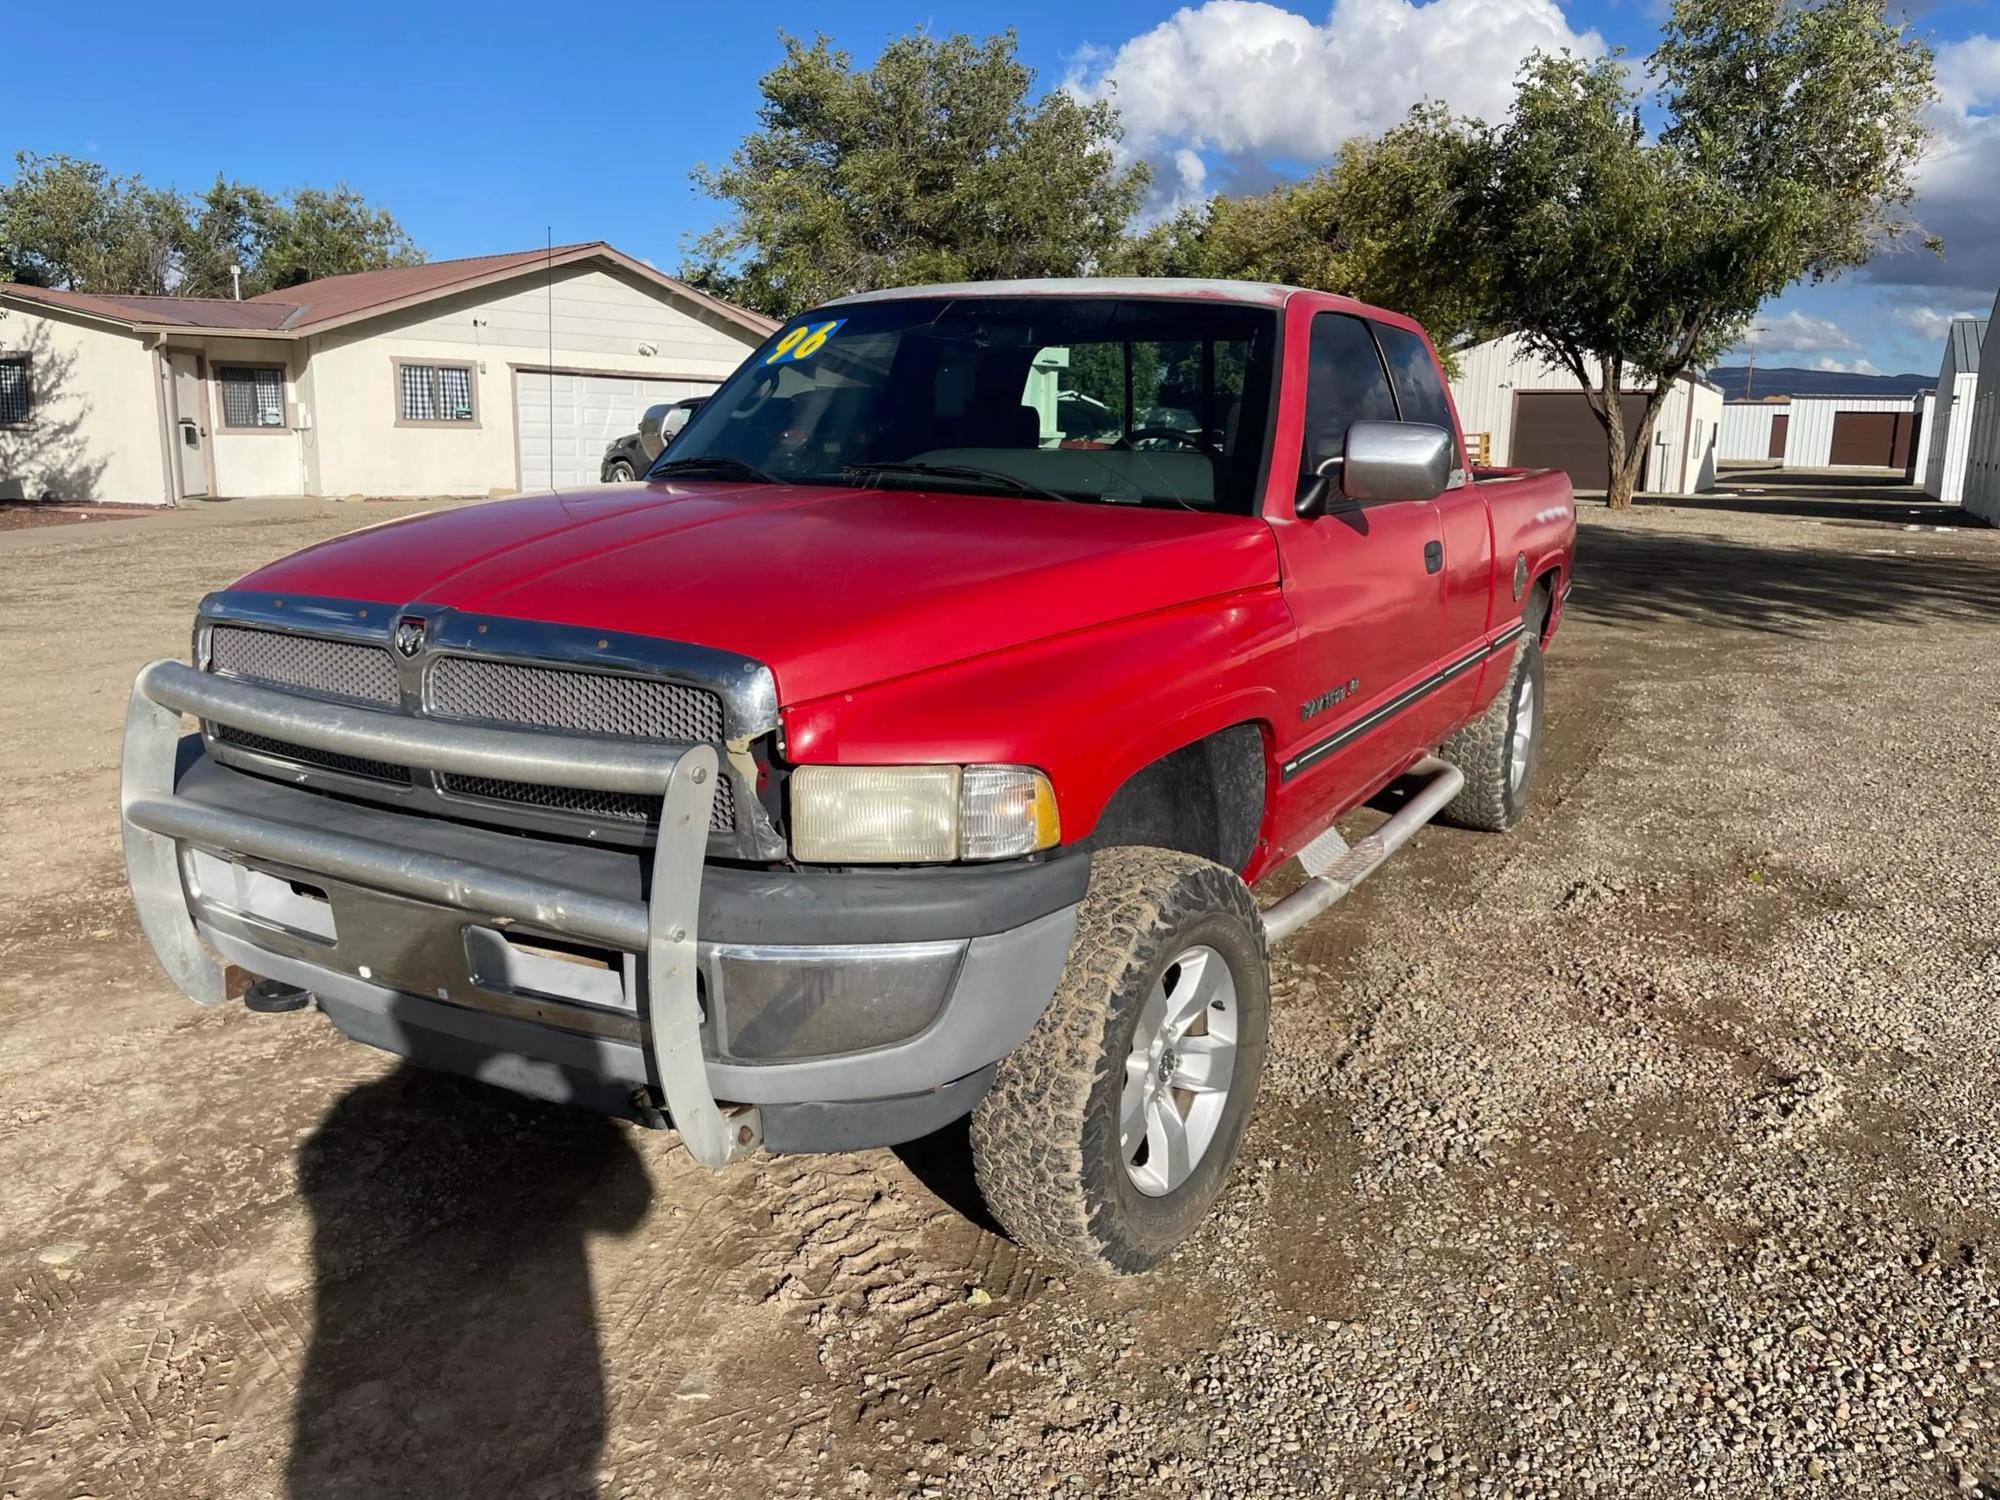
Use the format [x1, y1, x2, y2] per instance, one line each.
[1732, 310, 1861, 355]
[1862, 33, 2000, 293]
[1889, 304, 1981, 342]
[1067, 0, 1605, 203]
[1934, 33, 2000, 115]
[1812, 355, 1885, 376]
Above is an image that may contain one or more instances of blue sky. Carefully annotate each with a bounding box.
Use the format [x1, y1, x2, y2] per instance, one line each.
[12, 0, 1998, 377]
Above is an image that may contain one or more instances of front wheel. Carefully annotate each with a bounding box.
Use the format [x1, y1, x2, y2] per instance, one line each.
[1437, 633, 1545, 831]
[970, 847, 1269, 1274]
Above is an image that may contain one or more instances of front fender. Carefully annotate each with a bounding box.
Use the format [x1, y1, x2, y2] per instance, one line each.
[780, 587, 1296, 848]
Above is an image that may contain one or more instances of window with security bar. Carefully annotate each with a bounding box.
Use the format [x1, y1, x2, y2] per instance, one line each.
[398, 362, 477, 423]
[218, 366, 286, 428]
[0, 357, 30, 425]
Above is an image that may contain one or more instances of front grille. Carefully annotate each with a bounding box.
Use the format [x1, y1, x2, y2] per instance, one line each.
[214, 725, 411, 785]
[427, 657, 724, 743]
[439, 770, 737, 832]
[203, 626, 745, 841]
[210, 626, 398, 705]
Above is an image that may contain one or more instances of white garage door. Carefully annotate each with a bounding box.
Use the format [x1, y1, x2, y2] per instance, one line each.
[516, 371, 718, 489]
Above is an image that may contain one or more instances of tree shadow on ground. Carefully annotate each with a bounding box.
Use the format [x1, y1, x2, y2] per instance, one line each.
[1574, 517, 2000, 636]
[288, 1066, 651, 1500]
[1662, 470, 1986, 528]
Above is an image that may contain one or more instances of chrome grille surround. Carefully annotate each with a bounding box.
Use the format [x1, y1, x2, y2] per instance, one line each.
[193, 590, 783, 859]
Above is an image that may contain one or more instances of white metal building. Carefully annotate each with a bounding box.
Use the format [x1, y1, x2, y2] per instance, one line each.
[1921, 318, 1985, 505]
[1909, 391, 1937, 485]
[1960, 287, 2000, 525]
[1717, 399, 1792, 463]
[1776, 395, 1923, 469]
[1448, 334, 1720, 494]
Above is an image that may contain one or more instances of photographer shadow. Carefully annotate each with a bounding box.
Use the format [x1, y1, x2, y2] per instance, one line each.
[286, 1062, 651, 1500]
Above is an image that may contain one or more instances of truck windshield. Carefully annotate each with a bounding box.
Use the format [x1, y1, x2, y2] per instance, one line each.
[655, 295, 1280, 514]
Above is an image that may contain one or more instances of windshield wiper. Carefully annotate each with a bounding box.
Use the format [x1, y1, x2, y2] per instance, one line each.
[842, 460, 1071, 503]
[650, 455, 779, 485]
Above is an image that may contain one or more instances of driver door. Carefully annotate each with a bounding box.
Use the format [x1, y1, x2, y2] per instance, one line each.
[1266, 311, 1446, 840]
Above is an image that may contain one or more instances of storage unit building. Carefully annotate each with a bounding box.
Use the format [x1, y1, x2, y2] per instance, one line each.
[1959, 287, 2000, 525]
[1909, 391, 1937, 485]
[1781, 396, 1922, 470]
[1448, 334, 1720, 494]
[1717, 400, 1792, 463]
[1921, 318, 1984, 505]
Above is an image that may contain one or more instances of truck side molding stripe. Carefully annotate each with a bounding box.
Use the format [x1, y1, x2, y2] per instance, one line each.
[1280, 622, 1526, 783]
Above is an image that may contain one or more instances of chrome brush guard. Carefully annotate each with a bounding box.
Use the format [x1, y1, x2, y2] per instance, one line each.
[119, 659, 760, 1168]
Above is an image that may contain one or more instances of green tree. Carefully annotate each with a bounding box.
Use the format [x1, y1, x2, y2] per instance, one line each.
[253, 186, 423, 290]
[174, 177, 279, 299]
[1120, 0, 1931, 507]
[0, 152, 185, 293]
[1117, 105, 1497, 371]
[688, 30, 1149, 316]
[1484, 0, 1934, 509]
[1, 153, 422, 299]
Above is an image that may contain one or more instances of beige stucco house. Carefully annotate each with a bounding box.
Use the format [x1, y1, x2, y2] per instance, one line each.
[0, 242, 775, 505]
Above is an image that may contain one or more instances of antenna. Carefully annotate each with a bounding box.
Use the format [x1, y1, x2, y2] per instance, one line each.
[547, 227, 555, 492]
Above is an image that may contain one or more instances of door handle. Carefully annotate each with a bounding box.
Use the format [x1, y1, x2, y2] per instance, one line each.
[1424, 540, 1443, 574]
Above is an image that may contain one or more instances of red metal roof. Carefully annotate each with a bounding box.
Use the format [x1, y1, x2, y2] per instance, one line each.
[0, 282, 295, 330]
[0, 242, 776, 338]
[247, 243, 606, 328]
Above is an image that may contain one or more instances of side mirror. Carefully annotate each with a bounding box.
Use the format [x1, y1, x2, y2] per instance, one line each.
[1340, 420, 1454, 504]
[1293, 432, 1346, 519]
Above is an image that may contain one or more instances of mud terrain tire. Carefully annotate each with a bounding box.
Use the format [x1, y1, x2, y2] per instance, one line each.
[1438, 633, 1545, 832]
[970, 846, 1269, 1274]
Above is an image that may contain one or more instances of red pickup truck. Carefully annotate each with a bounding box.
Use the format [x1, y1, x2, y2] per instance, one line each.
[121, 279, 1574, 1272]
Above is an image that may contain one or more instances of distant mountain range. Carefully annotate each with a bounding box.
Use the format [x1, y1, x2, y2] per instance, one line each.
[1707, 366, 1932, 400]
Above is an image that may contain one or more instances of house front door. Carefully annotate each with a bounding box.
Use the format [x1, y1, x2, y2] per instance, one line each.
[167, 351, 210, 499]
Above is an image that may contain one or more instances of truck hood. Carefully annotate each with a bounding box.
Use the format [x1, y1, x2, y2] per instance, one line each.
[236, 482, 1281, 706]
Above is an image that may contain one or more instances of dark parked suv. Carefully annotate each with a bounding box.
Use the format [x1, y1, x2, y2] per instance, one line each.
[600, 396, 707, 481]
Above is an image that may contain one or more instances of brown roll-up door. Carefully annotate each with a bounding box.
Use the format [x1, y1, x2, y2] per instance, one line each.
[1511, 391, 1649, 491]
[1829, 411, 1898, 467]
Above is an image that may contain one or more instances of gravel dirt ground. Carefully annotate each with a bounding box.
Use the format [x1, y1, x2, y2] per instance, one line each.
[0, 501, 165, 533]
[3, 475, 1997, 1499]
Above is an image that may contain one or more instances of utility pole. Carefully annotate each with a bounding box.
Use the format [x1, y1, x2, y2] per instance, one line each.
[1743, 325, 1769, 400]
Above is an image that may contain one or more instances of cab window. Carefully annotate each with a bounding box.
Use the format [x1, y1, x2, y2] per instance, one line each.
[1299, 313, 1400, 491]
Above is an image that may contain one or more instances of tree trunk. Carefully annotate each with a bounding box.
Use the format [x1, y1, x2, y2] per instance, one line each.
[1601, 360, 1632, 510]
[1609, 407, 1660, 511]
[1606, 430, 1638, 510]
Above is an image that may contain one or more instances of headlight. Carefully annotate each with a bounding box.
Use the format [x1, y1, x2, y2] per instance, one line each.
[790, 764, 1060, 864]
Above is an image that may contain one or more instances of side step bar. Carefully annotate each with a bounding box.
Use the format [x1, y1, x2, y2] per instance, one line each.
[1260, 756, 1465, 944]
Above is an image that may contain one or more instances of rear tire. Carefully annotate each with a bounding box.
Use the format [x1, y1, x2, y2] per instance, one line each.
[605, 459, 636, 482]
[1437, 633, 1544, 832]
[970, 847, 1269, 1274]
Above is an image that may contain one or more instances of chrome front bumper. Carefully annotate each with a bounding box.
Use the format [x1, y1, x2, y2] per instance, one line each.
[120, 658, 758, 1168]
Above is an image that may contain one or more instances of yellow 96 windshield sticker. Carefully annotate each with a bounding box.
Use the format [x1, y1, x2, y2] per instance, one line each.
[765, 318, 846, 365]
